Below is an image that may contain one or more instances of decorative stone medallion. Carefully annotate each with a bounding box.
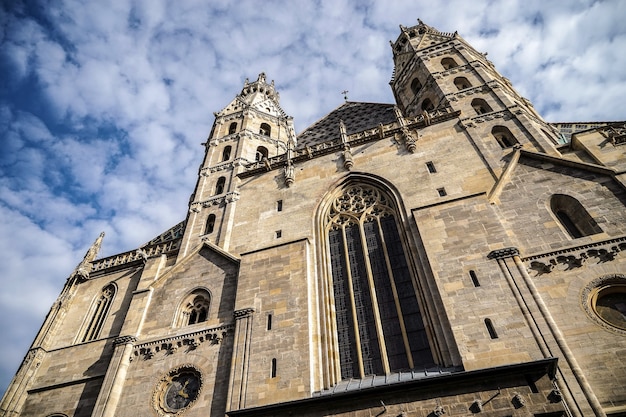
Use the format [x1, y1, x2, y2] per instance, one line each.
[153, 365, 202, 416]
[582, 274, 626, 334]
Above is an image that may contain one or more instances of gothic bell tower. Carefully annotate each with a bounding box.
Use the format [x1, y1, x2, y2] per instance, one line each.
[179, 73, 296, 257]
[389, 20, 562, 161]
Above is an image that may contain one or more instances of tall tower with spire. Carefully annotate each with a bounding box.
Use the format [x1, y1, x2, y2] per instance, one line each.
[180, 73, 296, 257]
[390, 20, 563, 174]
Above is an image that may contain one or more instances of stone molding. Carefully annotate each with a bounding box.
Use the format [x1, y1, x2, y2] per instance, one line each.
[114, 335, 138, 345]
[90, 238, 182, 273]
[131, 324, 234, 361]
[234, 308, 255, 319]
[487, 247, 520, 260]
[190, 191, 241, 212]
[523, 236, 626, 276]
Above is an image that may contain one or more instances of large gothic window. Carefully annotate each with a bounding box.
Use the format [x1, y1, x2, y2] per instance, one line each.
[326, 184, 433, 380]
[78, 283, 116, 343]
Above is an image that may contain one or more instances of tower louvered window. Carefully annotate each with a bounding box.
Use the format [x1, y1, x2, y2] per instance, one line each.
[327, 184, 433, 380]
[80, 283, 115, 343]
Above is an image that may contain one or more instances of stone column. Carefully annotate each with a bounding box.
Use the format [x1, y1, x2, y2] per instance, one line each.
[0, 348, 45, 416]
[226, 308, 254, 412]
[90, 335, 137, 417]
[488, 247, 606, 417]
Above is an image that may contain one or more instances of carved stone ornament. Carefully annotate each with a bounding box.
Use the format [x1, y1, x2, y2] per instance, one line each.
[132, 325, 232, 361]
[487, 247, 520, 260]
[152, 365, 203, 416]
[284, 163, 295, 187]
[401, 127, 417, 153]
[343, 148, 354, 170]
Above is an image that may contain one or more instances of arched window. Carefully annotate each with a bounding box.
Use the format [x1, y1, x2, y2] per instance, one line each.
[471, 98, 492, 115]
[214, 177, 226, 195]
[205, 214, 216, 234]
[454, 77, 471, 90]
[222, 145, 232, 162]
[421, 98, 434, 112]
[491, 126, 518, 148]
[410, 78, 422, 94]
[259, 123, 271, 137]
[441, 57, 459, 70]
[228, 122, 237, 135]
[325, 183, 433, 381]
[550, 194, 602, 239]
[177, 289, 211, 327]
[79, 283, 116, 343]
[256, 146, 269, 161]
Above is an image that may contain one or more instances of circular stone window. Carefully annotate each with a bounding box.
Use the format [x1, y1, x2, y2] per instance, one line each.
[153, 365, 202, 416]
[583, 275, 626, 334]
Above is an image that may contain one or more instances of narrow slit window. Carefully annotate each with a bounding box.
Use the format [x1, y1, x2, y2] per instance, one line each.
[267, 314, 273, 330]
[222, 145, 232, 161]
[215, 177, 226, 195]
[277, 200, 283, 212]
[485, 318, 498, 339]
[205, 214, 216, 234]
[437, 187, 447, 197]
[426, 161, 436, 173]
[469, 270, 480, 287]
[270, 358, 277, 378]
[275, 230, 282, 238]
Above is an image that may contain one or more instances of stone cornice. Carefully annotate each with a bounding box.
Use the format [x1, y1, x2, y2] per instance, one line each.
[234, 308, 255, 319]
[90, 238, 182, 275]
[114, 335, 138, 345]
[190, 191, 241, 212]
[131, 324, 234, 361]
[522, 235, 626, 276]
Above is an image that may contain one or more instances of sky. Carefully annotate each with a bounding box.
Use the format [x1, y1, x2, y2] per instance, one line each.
[1, 0, 625, 399]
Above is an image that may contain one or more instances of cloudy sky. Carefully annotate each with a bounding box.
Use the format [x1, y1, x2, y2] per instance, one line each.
[1, 0, 624, 398]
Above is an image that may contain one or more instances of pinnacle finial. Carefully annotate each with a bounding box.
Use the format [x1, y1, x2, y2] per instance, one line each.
[70, 232, 105, 281]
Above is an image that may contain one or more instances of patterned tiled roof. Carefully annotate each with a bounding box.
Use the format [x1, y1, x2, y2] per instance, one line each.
[296, 102, 397, 148]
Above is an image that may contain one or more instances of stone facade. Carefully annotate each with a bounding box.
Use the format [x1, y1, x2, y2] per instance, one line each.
[2, 20, 626, 417]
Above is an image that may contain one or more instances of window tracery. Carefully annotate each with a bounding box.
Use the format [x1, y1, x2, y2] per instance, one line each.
[325, 184, 433, 381]
[176, 289, 211, 327]
[79, 283, 116, 343]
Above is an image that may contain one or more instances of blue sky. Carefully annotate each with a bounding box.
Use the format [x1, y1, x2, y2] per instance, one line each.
[1, 0, 625, 398]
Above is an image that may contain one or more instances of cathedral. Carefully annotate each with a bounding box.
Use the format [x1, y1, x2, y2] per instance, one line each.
[3, 19, 626, 417]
